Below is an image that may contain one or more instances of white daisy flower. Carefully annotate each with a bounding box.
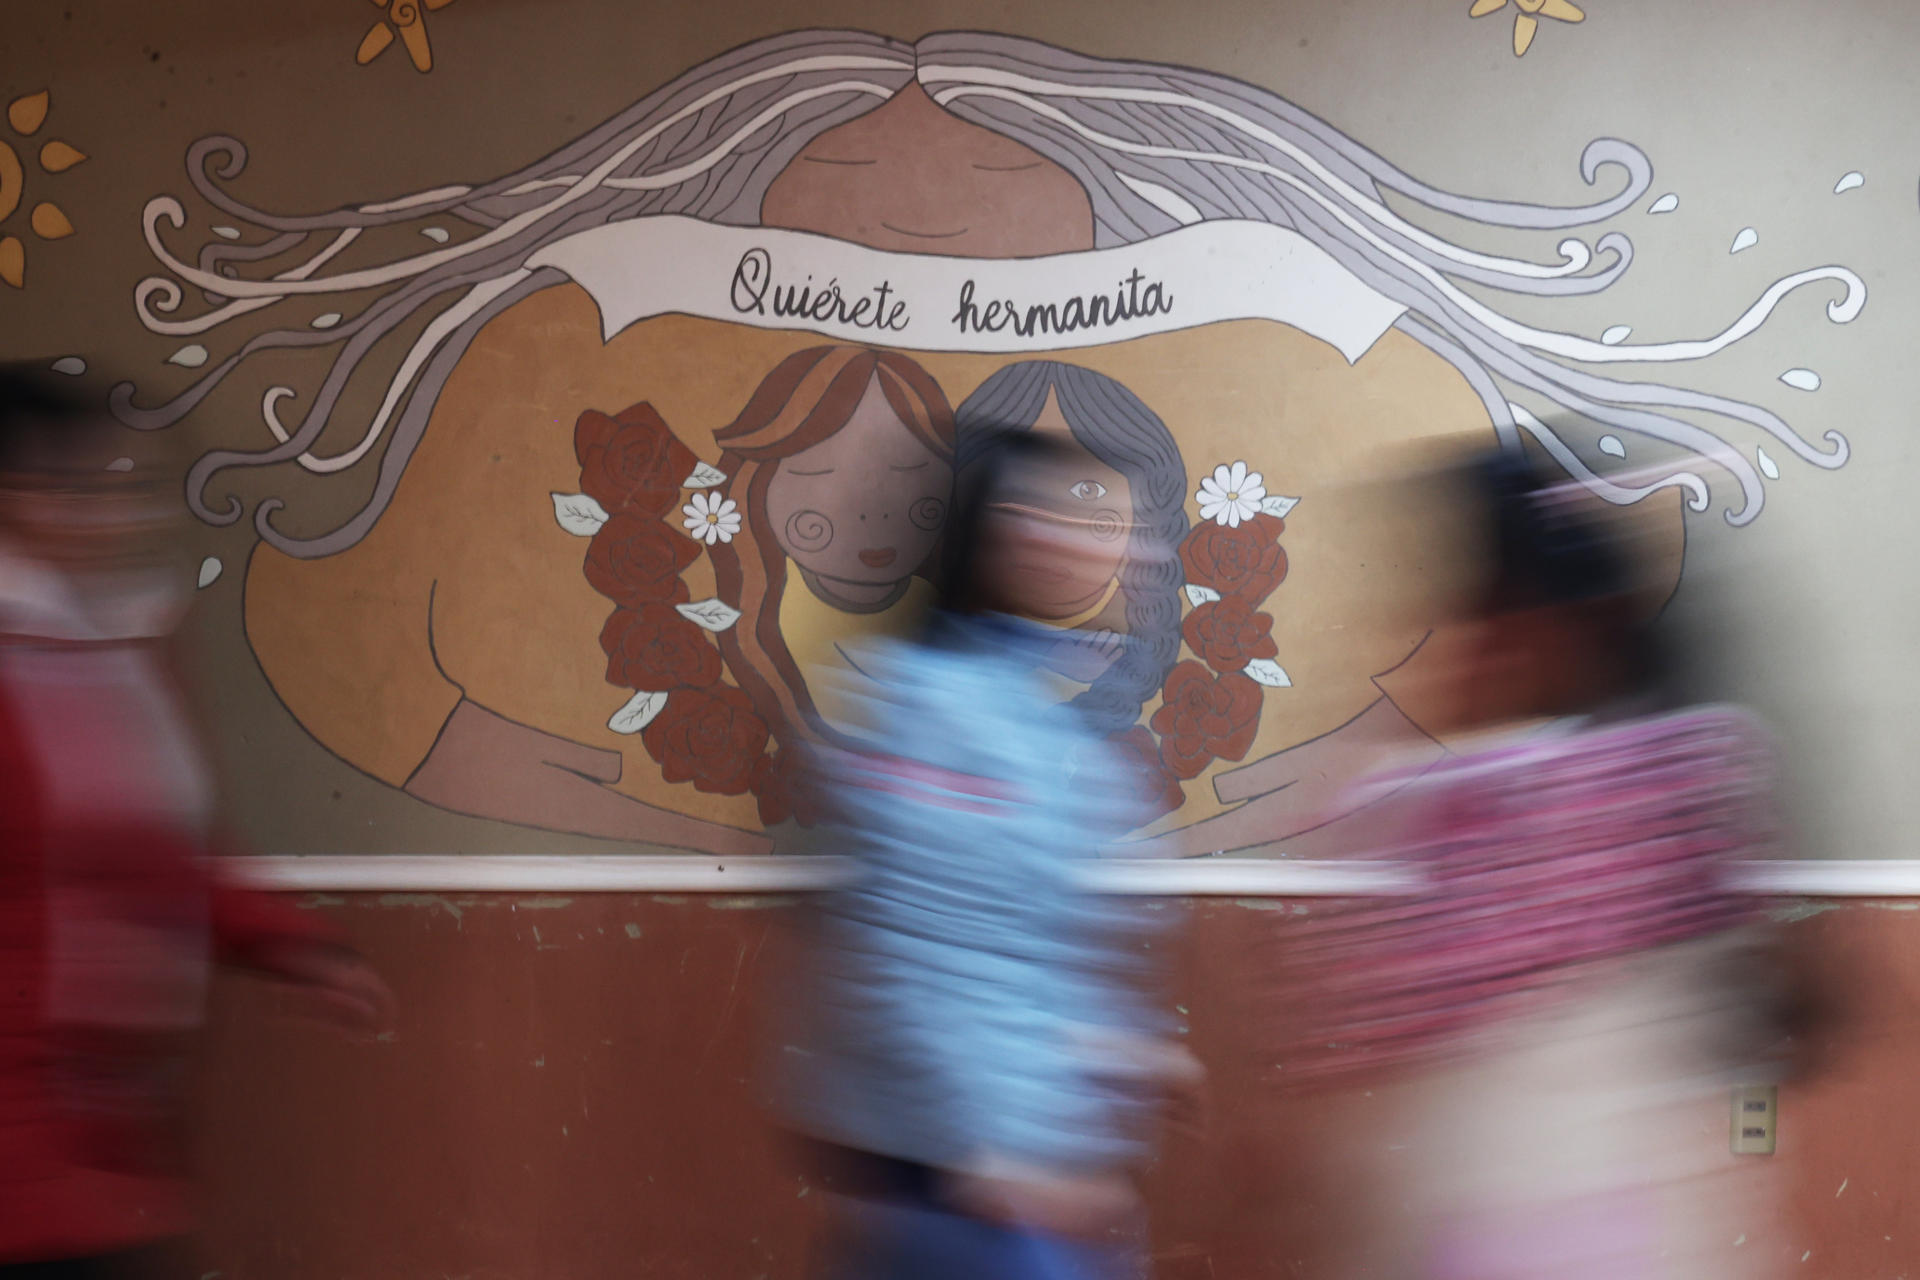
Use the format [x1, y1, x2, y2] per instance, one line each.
[682, 492, 742, 545]
[1194, 461, 1266, 528]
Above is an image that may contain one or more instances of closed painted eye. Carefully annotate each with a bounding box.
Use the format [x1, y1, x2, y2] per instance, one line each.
[1069, 479, 1108, 502]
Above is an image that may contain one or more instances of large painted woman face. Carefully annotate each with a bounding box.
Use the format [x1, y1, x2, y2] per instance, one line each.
[761, 84, 1092, 257]
[762, 372, 952, 608]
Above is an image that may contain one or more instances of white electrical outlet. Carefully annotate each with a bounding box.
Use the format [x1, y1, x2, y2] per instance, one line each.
[1732, 1085, 1778, 1155]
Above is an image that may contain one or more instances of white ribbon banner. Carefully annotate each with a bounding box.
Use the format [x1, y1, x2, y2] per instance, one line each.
[528, 215, 1407, 363]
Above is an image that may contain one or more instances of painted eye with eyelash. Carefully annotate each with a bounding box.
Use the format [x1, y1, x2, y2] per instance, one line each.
[1069, 479, 1108, 501]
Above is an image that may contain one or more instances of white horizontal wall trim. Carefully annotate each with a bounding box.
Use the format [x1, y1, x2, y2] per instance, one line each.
[1725, 860, 1920, 898]
[237, 856, 1920, 899]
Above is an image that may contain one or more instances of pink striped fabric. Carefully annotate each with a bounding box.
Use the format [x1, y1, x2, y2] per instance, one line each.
[1267, 707, 1773, 1083]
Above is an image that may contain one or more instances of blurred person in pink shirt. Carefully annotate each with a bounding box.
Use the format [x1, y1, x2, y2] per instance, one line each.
[1264, 449, 1827, 1279]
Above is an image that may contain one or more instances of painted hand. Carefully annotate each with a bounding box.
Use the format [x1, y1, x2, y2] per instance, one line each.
[1121, 695, 1443, 858]
[1043, 628, 1128, 684]
[406, 699, 773, 856]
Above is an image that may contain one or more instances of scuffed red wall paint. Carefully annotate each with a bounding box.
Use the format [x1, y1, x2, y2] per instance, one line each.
[189, 898, 1916, 1279]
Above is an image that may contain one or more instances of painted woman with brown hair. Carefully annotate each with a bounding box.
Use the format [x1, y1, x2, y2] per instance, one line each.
[660, 345, 956, 824]
[707, 344, 955, 745]
[405, 343, 954, 852]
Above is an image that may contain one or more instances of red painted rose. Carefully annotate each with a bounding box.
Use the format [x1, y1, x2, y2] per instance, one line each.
[575, 402, 699, 518]
[1181, 596, 1280, 673]
[750, 747, 828, 828]
[600, 603, 722, 691]
[1180, 513, 1288, 603]
[1106, 726, 1186, 822]
[642, 685, 770, 796]
[1150, 661, 1263, 780]
[584, 514, 698, 607]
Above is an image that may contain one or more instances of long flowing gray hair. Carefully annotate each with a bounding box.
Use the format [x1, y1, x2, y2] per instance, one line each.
[119, 29, 1861, 556]
[954, 361, 1188, 735]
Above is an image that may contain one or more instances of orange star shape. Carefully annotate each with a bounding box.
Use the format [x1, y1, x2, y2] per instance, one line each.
[0, 90, 86, 289]
[356, 0, 456, 74]
[1470, 0, 1586, 57]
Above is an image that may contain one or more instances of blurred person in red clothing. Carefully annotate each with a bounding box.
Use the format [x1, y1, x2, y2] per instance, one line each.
[0, 364, 391, 1280]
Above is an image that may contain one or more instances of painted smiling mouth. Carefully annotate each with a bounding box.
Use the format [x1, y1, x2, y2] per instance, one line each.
[858, 547, 898, 568]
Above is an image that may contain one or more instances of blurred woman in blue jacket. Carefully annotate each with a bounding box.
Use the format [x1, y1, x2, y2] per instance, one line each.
[774, 429, 1197, 1280]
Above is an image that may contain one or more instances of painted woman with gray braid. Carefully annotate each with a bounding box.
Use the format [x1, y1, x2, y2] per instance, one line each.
[953, 362, 1187, 738]
[118, 29, 1863, 855]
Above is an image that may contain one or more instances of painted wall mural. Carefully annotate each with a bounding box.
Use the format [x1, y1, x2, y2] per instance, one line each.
[354, 0, 458, 73]
[102, 29, 1865, 858]
[0, 89, 86, 289]
[1469, 0, 1586, 58]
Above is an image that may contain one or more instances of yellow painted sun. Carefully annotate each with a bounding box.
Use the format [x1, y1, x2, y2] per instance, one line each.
[1470, 0, 1586, 58]
[0, 90, 86, 290]
[356, 0, 457, 74]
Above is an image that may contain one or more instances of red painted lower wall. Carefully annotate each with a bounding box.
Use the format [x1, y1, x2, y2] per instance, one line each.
[187, 895, 1917, 1278]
